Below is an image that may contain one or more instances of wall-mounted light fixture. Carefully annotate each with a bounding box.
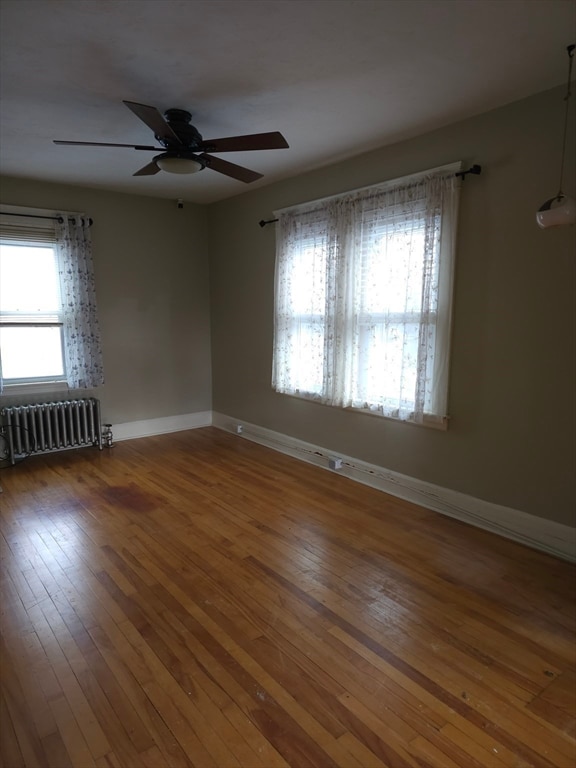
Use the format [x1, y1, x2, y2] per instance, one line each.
[537, 44, 575, 229]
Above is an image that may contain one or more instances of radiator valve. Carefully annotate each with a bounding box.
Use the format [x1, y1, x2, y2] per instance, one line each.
[103, 423, 114, 448]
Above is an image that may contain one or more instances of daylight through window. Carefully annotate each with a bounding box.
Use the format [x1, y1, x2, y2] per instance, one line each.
[272, 163, 461, 427]
[0, 208, 104, 392]
[0, 242, 66, 382]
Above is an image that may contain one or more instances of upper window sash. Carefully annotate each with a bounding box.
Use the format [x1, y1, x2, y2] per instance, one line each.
[0, 213, 58, 243]
[0, 206, 88, 243]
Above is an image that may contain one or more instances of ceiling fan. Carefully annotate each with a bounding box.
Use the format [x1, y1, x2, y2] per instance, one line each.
[53, 100, 289, 183]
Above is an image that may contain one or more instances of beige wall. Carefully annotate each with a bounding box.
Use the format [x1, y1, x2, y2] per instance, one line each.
[208, 85, 575, 527]
[0, 181, 212, 424]
[1, 85, 574, 527]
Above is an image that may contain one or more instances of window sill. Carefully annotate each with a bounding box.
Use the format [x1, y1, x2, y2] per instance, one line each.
[1, 381, 69, 397]
[275, 389, 449, 430]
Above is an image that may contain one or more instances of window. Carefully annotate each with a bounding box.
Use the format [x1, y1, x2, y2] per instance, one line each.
[272, 164, 461, 427]
[0, 241, 66, 384]
[0, 208, 104, 392]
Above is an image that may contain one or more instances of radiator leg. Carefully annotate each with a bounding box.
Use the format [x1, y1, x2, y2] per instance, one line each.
[102, 424, 114, 448]
[93, 398, 103, 449]
[4, 423, 16, 466]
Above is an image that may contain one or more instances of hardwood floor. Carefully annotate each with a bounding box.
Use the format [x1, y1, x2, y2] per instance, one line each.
[1, 427, 574, 768]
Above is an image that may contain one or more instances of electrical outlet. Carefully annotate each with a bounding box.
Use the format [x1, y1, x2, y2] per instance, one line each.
[328, 457, 342, 470]
[235, 424, 243, 434]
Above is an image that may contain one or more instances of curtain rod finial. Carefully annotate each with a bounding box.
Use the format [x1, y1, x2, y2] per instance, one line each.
[455, 164, 482, 180]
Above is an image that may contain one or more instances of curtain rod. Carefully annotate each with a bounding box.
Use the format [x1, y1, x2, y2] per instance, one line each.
[0, 211, 93, 226]
[259, 164, 482, 227]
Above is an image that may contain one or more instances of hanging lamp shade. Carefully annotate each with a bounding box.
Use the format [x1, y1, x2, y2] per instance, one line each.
[537, 44, 575, 229]
[537, 194, 576, 228]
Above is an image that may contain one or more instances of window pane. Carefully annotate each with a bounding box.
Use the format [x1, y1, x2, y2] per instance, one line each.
[288, 244, 326, 314]
[361, 226, 428, 315]
[356, 322, 419, 407]
[0, 326, 65, 379]
[0, 244, 61, 313]
[285, 320, 325, 395]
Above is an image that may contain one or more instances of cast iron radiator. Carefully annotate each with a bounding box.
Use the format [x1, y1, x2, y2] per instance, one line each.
[0, 398, 103, 465]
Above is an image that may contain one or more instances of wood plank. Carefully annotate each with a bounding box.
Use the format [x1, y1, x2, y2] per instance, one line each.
[0, 689, 26, 768]
[48, 695, 97, 768]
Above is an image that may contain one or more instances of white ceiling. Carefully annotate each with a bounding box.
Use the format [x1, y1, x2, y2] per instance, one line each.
[0, 0, 574, 204]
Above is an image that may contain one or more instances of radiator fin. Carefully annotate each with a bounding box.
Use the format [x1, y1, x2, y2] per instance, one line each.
[1, 398, 103, 465]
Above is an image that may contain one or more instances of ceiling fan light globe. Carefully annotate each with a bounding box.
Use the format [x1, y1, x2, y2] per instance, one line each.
[156, 156, 204, 174]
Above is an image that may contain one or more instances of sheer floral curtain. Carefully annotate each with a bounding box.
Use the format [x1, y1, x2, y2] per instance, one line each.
[272, 164, 461, 425]
[56, 216, 104, 389]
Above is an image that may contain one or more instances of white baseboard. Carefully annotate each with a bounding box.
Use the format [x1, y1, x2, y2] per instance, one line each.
[212, 411, 576, 563]
[113, 410, 212, 442]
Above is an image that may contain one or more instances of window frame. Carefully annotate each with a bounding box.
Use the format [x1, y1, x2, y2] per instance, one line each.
[0, 208, 71, 393]
[0, 238, 68, 388]
[272, 163, 461, 429]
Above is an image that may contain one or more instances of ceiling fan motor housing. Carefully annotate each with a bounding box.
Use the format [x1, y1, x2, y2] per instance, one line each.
[160, 109, 204, 149]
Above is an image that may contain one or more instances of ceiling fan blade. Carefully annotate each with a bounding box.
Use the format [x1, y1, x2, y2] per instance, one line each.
[123, 100, 182, 145]
[54, 140, 160, 150]
[133, 161, 161, 176]
[201, 131, 289, 153]
[198, 154, 263, 183]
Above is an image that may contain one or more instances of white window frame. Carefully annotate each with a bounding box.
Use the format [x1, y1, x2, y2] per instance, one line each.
[0, 208, 69, 393]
